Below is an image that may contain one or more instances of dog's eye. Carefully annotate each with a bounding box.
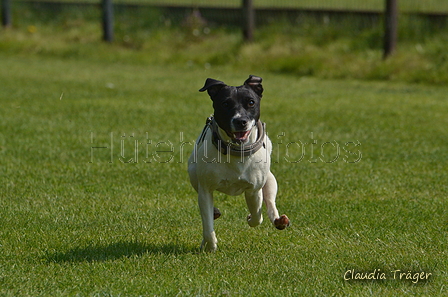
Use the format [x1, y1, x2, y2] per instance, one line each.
[248, 100, 255, 107]
[222, 101, 230, 107]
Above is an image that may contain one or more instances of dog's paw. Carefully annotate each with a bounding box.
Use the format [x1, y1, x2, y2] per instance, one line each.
[213, 207, 221, 220]
[201, 240, 217, 253]
[246, 214, 263, 227]
[274, 215, 290, 230]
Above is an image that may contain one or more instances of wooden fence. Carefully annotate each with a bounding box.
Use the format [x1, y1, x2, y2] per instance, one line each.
[0, 0, 431, 59]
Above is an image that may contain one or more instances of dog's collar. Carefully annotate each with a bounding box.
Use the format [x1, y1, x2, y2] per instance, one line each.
[201, 116, 266, 156]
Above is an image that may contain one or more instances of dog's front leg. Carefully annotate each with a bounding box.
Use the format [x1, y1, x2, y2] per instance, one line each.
[245, 190, 263, 227]
[198, 185, 218, 252]
[263, 171, 290, 230]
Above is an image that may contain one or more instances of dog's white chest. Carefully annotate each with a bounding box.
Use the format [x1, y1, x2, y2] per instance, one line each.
[206, 153, 269, 195]
[216, 174, 256, 196]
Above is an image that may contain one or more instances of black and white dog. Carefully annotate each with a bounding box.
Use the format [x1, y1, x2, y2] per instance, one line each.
[188, 75, 290, 252]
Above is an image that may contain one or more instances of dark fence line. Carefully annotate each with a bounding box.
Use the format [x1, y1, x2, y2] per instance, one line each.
[3, 1, 389, 26]
[3, 0, 447, 58]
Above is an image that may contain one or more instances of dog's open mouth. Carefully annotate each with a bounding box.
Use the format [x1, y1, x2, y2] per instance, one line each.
[232, 130, 251, 143]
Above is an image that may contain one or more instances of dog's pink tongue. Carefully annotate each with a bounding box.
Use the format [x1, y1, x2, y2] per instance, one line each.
[233, 130, 250, 142]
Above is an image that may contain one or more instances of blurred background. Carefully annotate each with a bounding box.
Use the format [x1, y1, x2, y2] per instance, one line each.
[2, 0, 448, 83]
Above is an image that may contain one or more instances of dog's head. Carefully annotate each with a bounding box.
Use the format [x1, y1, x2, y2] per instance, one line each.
[199, 75, 263, 143]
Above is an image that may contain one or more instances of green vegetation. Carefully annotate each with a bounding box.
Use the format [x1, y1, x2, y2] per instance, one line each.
[0, 4, 447, 296]
[2, 3, 448, 84]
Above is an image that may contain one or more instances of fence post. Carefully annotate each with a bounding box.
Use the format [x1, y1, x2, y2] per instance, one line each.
[242, 0, 254, 42]
[383, 0, 398, 59]
[102, 0, 114, 42]
[2, 0, 12, 28]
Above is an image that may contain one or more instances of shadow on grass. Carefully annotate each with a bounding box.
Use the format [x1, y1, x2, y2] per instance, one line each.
[46, 241, 195, 263]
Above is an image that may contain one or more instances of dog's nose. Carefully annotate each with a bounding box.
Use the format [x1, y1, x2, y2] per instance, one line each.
[233, 118, 248, 129]
[235, 118, 248, 126]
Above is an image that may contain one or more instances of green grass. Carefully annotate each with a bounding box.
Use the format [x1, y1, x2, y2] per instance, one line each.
[0, 51, 447, 295]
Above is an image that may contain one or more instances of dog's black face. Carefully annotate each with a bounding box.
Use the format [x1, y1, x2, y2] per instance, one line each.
[199, 75, 263, 143]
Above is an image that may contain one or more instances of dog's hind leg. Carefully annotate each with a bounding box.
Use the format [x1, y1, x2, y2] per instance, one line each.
[263, 171, 290, 230]
[213, 207, 221, 220]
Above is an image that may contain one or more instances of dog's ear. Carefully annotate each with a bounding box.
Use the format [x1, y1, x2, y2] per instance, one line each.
[244, 75, 263, 98]
[199, 78, 227, 98]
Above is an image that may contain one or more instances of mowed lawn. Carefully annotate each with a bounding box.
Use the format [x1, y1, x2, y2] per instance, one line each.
[0, 54, 447, 296]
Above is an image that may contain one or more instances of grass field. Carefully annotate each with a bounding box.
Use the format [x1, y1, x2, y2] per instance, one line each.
[0, 50, 447, 295]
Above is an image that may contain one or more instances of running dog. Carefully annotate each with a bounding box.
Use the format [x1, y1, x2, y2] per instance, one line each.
[188, 75, 290, 252]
